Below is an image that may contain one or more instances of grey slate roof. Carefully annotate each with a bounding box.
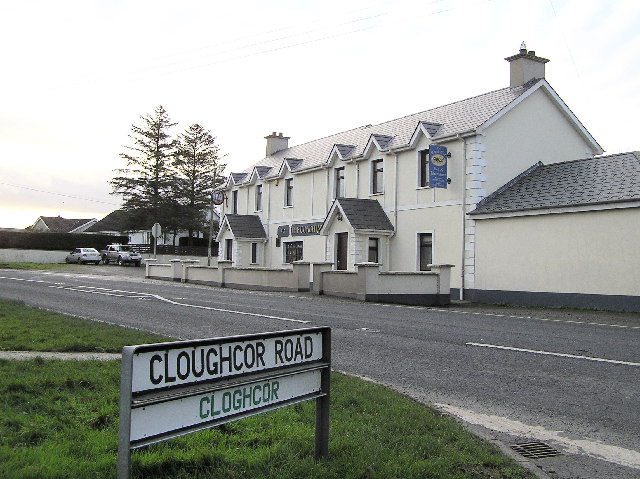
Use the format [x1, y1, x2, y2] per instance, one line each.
[371, 134, 394, 151]
[231, 173, 248, 184]
[224, 214, 267, 239]
[86, 210, 128, 232]
[471, 152, 640, 215]
[254, 166, 273, 178]
[31, 216, 96, 233]
[231, 82, 540, 182]
[337, 198, 394, 231]
[420, 121, 443, 137]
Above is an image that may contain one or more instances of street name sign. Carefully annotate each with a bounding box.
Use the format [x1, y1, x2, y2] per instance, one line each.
[118, 327, 331, 478]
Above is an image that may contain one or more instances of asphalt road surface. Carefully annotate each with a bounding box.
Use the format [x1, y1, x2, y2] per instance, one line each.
[1, 265, 638, 479]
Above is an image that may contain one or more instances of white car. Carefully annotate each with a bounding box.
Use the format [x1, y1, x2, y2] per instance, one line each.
[65, 247, 101, 265]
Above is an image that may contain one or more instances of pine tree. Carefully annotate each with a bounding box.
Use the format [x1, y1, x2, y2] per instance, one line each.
[173, 123, 226, 244]
[110, 105, 177, 231]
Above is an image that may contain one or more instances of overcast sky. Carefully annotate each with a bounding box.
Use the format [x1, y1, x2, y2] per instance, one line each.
[1, 0, 638, 229]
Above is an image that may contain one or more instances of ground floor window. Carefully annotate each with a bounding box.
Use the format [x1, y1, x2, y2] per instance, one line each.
[225, 238, 233, 261]
[368, 237, 379, 263]
[251, 242, 258, 264]
[419, 233, 432, 271]
[284, 241, 303, 263]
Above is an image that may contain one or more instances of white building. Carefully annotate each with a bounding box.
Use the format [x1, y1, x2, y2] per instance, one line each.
[215, 46, 639, 311]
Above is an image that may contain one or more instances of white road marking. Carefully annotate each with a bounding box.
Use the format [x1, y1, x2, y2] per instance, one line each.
[466, 342, 640, 367]
[148, 294, 309, 324]
[1, 275, 308, 324]
[436, 403, 640, 470]
[430, 307, 640, 330]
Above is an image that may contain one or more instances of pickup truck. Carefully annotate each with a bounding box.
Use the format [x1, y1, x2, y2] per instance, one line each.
[101, 244, 142, 266]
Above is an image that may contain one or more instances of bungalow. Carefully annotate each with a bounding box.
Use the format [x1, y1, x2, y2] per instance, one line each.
[28, 216, 97, 233]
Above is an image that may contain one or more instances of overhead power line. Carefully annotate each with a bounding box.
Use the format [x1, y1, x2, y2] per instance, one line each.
[0, 181, 121, 207]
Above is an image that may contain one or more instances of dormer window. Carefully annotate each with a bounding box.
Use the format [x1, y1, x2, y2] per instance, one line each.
[335, 167, 345, 198]
[284, 178, 294, 207]
[419, 149, 429, 188]
[232, 190, 239, 214]
[371, 159, 384, 194]
[255, 184, 262, 211]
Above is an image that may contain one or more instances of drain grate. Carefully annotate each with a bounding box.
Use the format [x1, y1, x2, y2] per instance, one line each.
[511, 442, 562, 459]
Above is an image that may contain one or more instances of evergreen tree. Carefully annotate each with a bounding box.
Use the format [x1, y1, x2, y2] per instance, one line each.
[110, 105, 177, 230]
[173, 123, 226, 244]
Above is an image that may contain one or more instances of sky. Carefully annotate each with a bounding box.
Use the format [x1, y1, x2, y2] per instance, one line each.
[1, 0, 639, 229]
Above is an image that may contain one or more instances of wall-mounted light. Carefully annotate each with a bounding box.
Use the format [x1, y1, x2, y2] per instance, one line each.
[337, 212, 343, 221]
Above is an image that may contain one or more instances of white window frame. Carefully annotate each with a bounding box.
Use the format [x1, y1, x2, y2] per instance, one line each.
[231, 190, 239, 214]
[368, 236, 380, 263]
[284, 177, 294, 208]
[371, 158, 384, 195]
[254, 184, 263, 212]
[334, 166, 345, 199]
[417, 149, 430, 189]
[416, 230, 434, 271]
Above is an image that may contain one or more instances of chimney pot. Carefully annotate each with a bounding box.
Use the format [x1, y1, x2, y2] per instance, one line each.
[505, 45, 549, 88]
[265, 131, 290, 156]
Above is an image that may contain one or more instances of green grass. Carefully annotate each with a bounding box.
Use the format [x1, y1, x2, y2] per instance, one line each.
[0, 300, 536, 479]
[0, 262, 75, 270]
[0, 299, 168, 352]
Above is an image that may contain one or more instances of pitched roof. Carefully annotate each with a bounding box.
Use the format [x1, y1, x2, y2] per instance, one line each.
[336, 198, 394, 231]
[31, 216, 96, 233]
[86, 210, 128, 232]
[229, 83, 540, 184]
[223, 214, 267, 239]
[471, 152, 640, 215]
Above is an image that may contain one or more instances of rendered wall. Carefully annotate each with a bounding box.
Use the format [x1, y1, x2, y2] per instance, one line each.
[482, 88, 594, 195]
[473, 208, 640, 296]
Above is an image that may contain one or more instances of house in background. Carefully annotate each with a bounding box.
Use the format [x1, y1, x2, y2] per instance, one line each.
[86, 209, 221, 246]
[28, 216, 97, 233]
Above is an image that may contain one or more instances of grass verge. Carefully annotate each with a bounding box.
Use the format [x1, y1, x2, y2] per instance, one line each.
[0, 299, 536, 479]
[0, 262, 68, 270]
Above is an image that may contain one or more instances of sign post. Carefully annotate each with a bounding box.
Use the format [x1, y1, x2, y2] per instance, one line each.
[118, 327, 331, 478]
[151, 223, 161, 258]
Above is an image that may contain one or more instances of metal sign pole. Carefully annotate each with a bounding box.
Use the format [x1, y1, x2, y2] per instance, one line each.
[117, 347, 134, 479]
[315, 329, 331, 460]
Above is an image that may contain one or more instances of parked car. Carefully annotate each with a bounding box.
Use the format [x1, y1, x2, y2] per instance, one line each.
[100, 244, 142, 266]
[65, 248, 102, 265]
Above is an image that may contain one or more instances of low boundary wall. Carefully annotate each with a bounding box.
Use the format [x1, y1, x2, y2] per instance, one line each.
[146, 260, 452, 307]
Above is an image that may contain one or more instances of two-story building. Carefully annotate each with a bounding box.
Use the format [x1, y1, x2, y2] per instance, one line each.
[216, 45, 627, 306]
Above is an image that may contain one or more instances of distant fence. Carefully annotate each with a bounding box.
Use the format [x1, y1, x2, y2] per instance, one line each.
[129, 243, 218, 257]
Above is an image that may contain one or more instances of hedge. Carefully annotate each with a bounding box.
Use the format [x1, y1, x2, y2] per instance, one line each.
[0, 231, 129, 252]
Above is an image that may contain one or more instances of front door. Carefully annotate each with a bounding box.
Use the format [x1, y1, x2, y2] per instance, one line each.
[336, 233, 348, 270]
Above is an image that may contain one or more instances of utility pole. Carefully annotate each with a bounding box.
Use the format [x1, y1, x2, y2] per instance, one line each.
[207, 168, 218, 267]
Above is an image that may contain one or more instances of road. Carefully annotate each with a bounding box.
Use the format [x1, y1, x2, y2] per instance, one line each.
[1, 265, 639, 479]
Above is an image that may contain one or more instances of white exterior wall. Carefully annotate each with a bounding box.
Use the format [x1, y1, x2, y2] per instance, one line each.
[482, 88, 594, 194]
[219, 86, 601, 294]
[473, 207, 640, 296]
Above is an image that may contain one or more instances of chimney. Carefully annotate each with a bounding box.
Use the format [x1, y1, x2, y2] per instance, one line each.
[505, 42, 549, 88]
[265, 131, 290, 156]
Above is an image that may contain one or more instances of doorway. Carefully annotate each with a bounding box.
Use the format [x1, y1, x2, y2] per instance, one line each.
[336, 233, 348, 270]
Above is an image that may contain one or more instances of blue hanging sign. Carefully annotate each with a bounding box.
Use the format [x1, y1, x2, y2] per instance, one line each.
[429, 145, 448, 189]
